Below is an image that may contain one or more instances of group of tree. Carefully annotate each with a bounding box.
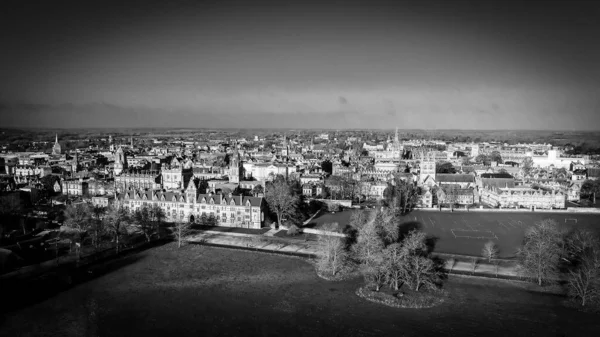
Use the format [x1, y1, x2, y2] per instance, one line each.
[474, 151, 503, 165]
[316, 207, 443, 294]
[61, 201, 168, 255]
[197, 213, 219, 226]
[436, 162, 456, 174]
[383, 176, 421, 215]
[132, 203, 166, 242]
[517, 219, 600, 307]
[581, 180, 600, 202]
[353, 208, 442, 292]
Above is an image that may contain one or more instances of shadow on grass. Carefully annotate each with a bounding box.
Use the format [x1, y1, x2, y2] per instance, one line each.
[0, 238, 171, 316]
[398, 221, 423, 241]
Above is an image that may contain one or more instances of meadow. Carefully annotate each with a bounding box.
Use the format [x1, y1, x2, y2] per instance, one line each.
[1, 244, 599, 337]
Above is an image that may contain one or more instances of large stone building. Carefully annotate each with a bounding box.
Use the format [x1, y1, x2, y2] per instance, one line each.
[62, 178, 89, 196]
[114, 172, 160, 192]
[480, 186, 566, 209]
[120, 180, 265, 228]
[162, 157, 193, 189]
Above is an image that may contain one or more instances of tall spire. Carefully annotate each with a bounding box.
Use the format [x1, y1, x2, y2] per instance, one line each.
[395, 127, 399, 143]
[55, 134, 58, 145]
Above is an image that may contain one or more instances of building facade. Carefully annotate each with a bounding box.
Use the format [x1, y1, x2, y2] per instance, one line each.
[120, 181, 265, 228]
[480, 186, 566, 209]
[419, 152, 436, 185]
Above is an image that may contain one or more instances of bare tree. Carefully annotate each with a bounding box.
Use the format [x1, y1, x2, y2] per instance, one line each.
[410, 255, 438, 292]
[88, 206, 107, 251]
[517, 219, 564, 286]
[565, 230, 600, 307]
[133, 205, 157, 242]
[383, 243, 408, 291]
[103, 202, 130, 254]
[353, 218, 385, 265]
[149, 203, 165, 237]
[173, 221, 192, 248]
[568, 250, 600, 307]
[316, 227, 348, 276]
[482, 241, 499, 263]
[401, 230, 440, 292]
[365, 259, 387, 291]
[264, 175, 300, 228]
[63, 203, 92, 232]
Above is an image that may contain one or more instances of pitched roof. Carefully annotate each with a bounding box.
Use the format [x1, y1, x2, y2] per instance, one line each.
[481, 178, 516, 189]
[481, 173, 514, 179]
[436, 174, 475, 183]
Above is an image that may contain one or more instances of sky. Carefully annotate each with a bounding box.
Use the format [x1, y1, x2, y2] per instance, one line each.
[0, 0, 599, 130]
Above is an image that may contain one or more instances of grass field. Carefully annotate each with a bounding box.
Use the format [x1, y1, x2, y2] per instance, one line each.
[309, 210, 600, 258]
[2, 245, 599, 336]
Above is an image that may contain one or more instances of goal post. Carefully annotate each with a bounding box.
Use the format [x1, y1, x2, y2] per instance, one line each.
[565, 218, 578, 223]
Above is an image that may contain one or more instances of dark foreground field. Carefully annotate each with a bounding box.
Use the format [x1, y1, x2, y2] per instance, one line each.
[310, 210, 600, 258]
[1, 244, 599, 337]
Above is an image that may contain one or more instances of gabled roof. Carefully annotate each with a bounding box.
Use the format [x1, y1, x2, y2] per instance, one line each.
[436, 174, 474, 183]
[481, 173, 514, 179]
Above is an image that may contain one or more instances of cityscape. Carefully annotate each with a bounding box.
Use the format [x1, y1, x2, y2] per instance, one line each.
[1, 0, 600, 336]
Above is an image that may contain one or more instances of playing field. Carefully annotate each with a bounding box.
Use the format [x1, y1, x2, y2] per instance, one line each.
[402, 211, 600, 258]
[309, 210, 600, 258]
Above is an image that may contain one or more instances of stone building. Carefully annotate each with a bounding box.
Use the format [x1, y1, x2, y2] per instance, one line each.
[120, 180, 265, 228]
[162, 157, 193, 190]
[480, 186, 566, 209]
[419, 152, 436, 185]
[114, 172, 161, 192]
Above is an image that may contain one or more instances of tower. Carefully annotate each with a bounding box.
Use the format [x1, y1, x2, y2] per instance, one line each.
[229, 141, 242, 184]
[52, 134, 61, 155]
[281, 134, 289, 158]
[72, 151, 79, 172]
[114, 146, 127, 175]
[419, 152, 436, 184]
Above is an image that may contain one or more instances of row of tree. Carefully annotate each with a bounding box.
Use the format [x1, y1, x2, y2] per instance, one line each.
[63, 202, 167, 254]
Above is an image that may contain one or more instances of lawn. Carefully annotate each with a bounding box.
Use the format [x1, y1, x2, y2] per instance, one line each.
[308, 209, 600, 258]
[402, 211, 600, 258]
[305, 209, 360, 232]
[1, 245, 599, 336]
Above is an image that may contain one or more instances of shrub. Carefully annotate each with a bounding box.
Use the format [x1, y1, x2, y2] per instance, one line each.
[287, 225, 300, 236]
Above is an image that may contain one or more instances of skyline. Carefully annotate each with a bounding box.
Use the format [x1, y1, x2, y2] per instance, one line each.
[1, 0, 599, 130]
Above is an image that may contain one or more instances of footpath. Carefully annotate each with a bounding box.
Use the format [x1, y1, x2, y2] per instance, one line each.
[186, 227, 522, 279]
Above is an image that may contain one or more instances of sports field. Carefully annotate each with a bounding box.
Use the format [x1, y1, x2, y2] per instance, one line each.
[401, 211, 600, 258]
[309, 210, 600, 258]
